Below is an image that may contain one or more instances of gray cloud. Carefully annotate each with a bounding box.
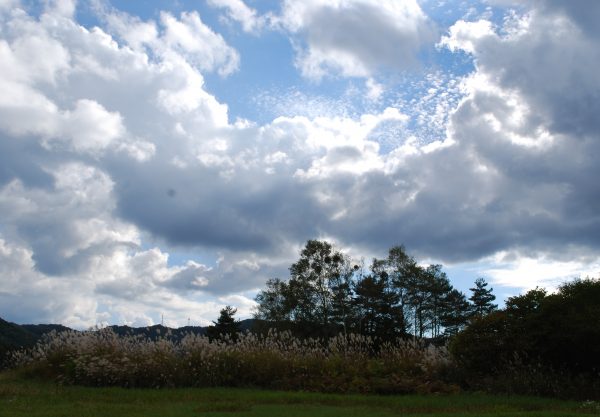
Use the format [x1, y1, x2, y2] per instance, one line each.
[1, 0, 600, 326]
[494, 0, 600, 38]
[0, 136, 54, 189]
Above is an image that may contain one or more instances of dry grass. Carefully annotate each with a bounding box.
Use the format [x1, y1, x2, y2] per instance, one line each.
[10, 328, 455, 393]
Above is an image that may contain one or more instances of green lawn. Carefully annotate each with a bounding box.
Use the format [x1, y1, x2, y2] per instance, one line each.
[0, 371, 598, 417]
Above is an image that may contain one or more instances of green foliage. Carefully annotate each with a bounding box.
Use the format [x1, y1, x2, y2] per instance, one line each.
[352, 274, 382, 336]
[289, 240, 352, 330]
[505, 287, 547, 316]
[350, 257, 404, 342]
[450, 278, 600, 399]
[255, 241, 472, 341]
[450, 311, 511, 374]
[440, 289, 470, 336]
[255, 240, 356, 338]
[528, 279, 600, 375]
[254, 278, 291, 324]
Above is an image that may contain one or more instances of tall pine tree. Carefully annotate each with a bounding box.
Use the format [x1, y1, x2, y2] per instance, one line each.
[207, 306, 241, 342]
[469, 277, 497, 317]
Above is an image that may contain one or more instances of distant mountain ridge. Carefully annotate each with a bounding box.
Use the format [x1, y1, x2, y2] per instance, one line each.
[105, 318, 256, 340]
[0, 317, 70, 368]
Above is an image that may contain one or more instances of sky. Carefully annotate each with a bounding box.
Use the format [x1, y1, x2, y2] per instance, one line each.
[1, 0, 599, 328]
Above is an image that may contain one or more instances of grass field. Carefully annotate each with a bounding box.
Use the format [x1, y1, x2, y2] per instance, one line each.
[1, 371, 598, 417]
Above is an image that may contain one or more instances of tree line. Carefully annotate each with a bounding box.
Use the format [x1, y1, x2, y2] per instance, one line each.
[251, 240, 497, 341]
[207, 239, 599, 398]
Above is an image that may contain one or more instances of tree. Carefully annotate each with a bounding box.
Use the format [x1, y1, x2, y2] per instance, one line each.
[469, 277, 497, 317]
[449, 310, 509, 374]
[329, 262, 358, 336]
[386, 246, 416, 335]
[372, 267, 404, 341]
[287, 240, 349, 329]
[405, 264, 434, 338]
[345, 255, 409, 341]
[253, 240, 352, 337]
[254, 241, 496, 341]
[451, 278, 600, 385]
[207, 306, 241, 342]
[529, 278, 600, 374]
[505, 287, 547, 319]
[254, 278, 291, 324]
[423, 264, 453, 338]
[440, 289, 470, 336]
[352, 274, 385, 337]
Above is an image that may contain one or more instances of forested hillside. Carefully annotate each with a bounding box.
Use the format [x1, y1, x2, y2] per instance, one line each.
[0, 318, 68, 367]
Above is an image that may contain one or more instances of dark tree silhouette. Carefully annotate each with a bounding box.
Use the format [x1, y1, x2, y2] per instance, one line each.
[288, 240, 349, 328]
[440, 289, 471, 336]
[254, 278, 289, 322]
[423, 264, 453, 338]
[352, 274, 385, 337]
[469, 277, 497, 317]
[254, 240, 352, 337]
[254, 240, 502, 341]
[451, 278, 600, 390]
[207, 305, 241, 342]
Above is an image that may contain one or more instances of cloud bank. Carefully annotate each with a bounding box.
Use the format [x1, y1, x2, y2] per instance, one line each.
[0, 0, 598, 326]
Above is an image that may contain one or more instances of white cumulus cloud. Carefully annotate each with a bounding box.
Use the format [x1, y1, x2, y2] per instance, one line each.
[276, 0, 436, 79]
[206, 0, 265, 33]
